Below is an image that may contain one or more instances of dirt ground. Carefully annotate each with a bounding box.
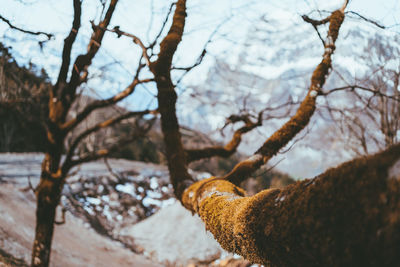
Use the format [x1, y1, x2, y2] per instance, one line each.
[0, 182, 160, 267]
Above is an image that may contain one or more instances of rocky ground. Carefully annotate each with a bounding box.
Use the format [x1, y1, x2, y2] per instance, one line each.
[0, 153, 254, 266]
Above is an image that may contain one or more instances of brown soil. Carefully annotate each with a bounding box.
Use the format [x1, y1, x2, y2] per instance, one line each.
[0, 183, 159, 267]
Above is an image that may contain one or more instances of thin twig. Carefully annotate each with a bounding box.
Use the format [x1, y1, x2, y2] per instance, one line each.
[20, 176, 37, 193]
[346, 11, 385, 29]
[323, 85, 400, 101]
[104, 157, 122, 180]
[148, 2, 176, 50]
[254, 158, 285, 179]
[106, 25, 151, 66]
[0, 14, 53, 39]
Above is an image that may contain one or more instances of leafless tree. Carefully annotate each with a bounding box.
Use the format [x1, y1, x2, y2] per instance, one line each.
[2, 1, 155, 266]
[322, 34, 400, 156]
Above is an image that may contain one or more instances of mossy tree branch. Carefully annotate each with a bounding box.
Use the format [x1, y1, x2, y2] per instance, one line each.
[222, 8, 345, 185]
[182, 143, 400, 266]
[151, 0, 194, 200]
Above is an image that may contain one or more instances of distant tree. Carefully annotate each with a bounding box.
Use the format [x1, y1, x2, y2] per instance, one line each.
[0, 43, 49, 152]
[324, 34, 400, 155]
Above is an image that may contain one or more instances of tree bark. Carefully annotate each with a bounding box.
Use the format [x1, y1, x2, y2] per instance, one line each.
[31, 176, 63, 267]
[182, 144, 400, 266]
[151, 0, 193, 199]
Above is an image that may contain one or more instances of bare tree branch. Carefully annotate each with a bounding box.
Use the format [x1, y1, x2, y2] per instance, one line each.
[171, 17, 227, 74]
[302, 14, 329, 45]
[148, 2, 176, 51]
[185, 113, 262, 163]
[301, 14, 331, 26]
[60, 78, 153, 132]
[184, 100, 295, 163]
[62, 109, 156, 174]
[67, 121, 153, 168]
[322, 85, 400, 101]
[63, 0, 119, 106]
[346, 11, 386, 29]
[105, 25, 151, 66]
[0, 14, 53, 39]
[55, 0, 82, 89]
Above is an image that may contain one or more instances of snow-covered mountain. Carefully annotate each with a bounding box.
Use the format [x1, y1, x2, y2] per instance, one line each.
[177, 15, 400, 178]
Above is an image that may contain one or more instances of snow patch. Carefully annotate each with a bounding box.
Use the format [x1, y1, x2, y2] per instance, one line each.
[120, 202, 225, 266]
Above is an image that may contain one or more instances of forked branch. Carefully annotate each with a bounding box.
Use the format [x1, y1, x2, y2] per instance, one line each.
[60, 78, 153, 132]
[185, 100, 296, 163]
[66, 119, 154, 169]
[62, 109, 156, 174]
[55, 0, 82, 89]
[185, 112, 263, 163]
[222, 6, 347, 185]
[106, 25, 151, 67]
[63, 0, 118, 106]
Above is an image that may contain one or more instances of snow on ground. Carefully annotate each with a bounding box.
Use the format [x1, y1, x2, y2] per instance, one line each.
[0, 153, 237, 266]
[120, 202, 225, 266]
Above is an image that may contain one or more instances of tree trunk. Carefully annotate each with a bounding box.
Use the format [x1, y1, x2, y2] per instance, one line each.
[31, 177, 63, 267]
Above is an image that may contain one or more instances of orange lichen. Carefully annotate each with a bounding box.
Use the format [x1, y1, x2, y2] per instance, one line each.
[182, 144, 400, 266]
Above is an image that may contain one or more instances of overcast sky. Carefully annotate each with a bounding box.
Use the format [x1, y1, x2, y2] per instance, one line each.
[1, 0, 398, 87]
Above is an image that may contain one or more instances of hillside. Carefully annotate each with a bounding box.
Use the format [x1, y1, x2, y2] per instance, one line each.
[0, 153, 261, 266]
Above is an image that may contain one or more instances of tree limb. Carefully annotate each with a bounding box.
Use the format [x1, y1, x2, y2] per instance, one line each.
[60, 78, 153, 132]
[323, 85, 400, 101]
[66, 120, 154, 169]
[62, 109, 156, 174]
[0, 14, 53, 39]
[301, 14, 331, 26]
[151, 0, 194, 199]
[185, 112, 263, 163]
[181, 143, 400, 266]
[346, 11, 386, 29]
[148, 2, 176, 50]
[301, 12, 332, 46]
[105, 25, 151, 67]
[54, 0, 82, 89]
[222, 7, 346, 185]
[63, 0, 119, 108]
